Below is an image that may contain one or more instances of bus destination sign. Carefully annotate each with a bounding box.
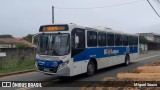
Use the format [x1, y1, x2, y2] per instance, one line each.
[39, 25, 68, 32]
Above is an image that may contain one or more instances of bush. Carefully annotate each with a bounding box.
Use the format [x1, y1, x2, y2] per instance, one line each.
[0, 57, 35, 74]
[15, 44, 29, 48]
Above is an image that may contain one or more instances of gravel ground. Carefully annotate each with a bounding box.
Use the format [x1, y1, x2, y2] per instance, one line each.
[80, 61, 160, 90]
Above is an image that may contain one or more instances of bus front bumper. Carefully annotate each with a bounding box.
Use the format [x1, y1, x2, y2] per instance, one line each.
[35, 63, 70, 76]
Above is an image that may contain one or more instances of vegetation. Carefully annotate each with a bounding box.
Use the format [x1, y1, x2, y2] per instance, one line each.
[15, 43, 29, 48]
[23, 34, 38, 44]
[23, 34, 33, 42]
[0, 34, 14, 38]
[139, 36, 149, 44]
[0, 58, 34, 74]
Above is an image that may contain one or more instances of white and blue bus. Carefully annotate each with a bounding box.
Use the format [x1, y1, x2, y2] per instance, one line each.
[35, 23, 139, 77]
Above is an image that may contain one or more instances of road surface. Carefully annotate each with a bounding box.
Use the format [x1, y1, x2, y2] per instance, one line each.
[0, 50, 160, 90]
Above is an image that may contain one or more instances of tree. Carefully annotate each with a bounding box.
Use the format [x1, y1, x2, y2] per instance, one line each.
[23, 34, 38, 44]
[23, 34, 33, 42]
[0, 34, 14, 38]
[139, 36, 149, 44]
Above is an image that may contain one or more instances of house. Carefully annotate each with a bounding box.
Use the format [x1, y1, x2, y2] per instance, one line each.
[15, 38, 36, 48]
[137, 33, 160, 50]
[0, 38, 36, 48]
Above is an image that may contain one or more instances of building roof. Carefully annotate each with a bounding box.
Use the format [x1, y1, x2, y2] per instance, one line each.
[0, 38, 21, 44]
[137, 33, 160, 36]
[0, 38, 36, 47]
[17, 38, 37, 47]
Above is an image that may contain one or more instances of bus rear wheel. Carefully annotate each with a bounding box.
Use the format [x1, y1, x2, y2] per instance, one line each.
[124, 55, 130, 66]
[86, 61, 95, 76]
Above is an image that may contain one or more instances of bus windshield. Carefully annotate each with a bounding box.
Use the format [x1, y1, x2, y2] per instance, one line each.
[37, 33, 70, 56]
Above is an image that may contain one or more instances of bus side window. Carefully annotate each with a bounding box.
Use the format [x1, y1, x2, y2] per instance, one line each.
[122, 35, 128, 46]
[136, 36, 138, 45]
[128, 35, 134, 45]
[71, 28, 85, 49]
[98, 32, 106, 46]
[87, 31, 97, 47]
[134, 36, 138, 45]
[115, 34, 122, 46]
[107, 33, 114, 46]
[128, 36, 131, 45]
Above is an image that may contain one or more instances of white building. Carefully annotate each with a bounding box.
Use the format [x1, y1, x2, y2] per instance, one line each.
[138, 33, 160, 50]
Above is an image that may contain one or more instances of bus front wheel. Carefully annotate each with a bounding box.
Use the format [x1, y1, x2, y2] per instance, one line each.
[86, 61, 95, 76]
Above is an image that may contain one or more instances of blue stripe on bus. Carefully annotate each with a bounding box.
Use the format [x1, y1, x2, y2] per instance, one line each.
[36, 59, 63, 68]
[73, 46, 138, 62]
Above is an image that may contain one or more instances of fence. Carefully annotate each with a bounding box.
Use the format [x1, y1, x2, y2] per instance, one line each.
[0, 48, 36, 58]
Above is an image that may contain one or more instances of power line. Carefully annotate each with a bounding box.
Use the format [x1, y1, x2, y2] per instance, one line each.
[147, 0, 160, 18]
[55, 0, 145, 10]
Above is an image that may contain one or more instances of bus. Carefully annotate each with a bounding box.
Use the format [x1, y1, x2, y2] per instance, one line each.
[35, 23, 139, 77]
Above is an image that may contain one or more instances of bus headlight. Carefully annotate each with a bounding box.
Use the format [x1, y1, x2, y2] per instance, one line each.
[58, 60, 69, 70]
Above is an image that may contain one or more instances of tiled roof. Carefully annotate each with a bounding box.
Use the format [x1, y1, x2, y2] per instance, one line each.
[0, 38, 21, 44]
[0, 38, 36, 47]
[18, 39, 37, 47]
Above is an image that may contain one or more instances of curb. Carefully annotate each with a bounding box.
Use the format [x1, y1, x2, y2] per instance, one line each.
[0, 69, 35, 78]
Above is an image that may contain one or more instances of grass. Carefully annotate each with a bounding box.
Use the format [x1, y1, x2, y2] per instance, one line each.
[0, 58, 35, 74]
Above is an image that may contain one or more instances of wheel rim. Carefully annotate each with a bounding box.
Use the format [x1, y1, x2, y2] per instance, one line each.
[126, 59, 129, 65]
[126, 56, 129, 65]
[87, 63, 94, 75]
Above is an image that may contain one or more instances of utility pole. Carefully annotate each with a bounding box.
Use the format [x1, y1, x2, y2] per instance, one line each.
[52, 6, 54, 24]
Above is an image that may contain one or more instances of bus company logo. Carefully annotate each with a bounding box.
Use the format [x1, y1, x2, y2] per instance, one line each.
[104, 49, 111, 54]
[112, 50, 119, 54]
[108, 50, 112, 54]
[2, 82, 11, 87]
[104, 49, 119, 55]
[52, 62, 58, 67]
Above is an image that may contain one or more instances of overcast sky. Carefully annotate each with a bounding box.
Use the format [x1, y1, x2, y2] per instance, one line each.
[0, 0, 160, 37]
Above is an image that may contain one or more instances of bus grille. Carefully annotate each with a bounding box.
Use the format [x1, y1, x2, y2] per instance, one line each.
[38, 65, 58, 73]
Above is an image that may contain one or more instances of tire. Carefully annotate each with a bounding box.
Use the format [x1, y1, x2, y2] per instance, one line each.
[86, 61, 95, 76]
[124, 55, 130, 66]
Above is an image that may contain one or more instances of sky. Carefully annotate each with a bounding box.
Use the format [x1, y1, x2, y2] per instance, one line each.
[0, 0, 160, 37]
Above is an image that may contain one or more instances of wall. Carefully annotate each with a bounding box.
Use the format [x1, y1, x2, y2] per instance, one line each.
[0, 43, 16, 48]
[140, 44, 148, 51]
[0, 48, 36, 58]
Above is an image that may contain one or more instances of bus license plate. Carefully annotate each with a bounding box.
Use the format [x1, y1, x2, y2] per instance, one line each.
[44, 68, 50, 72]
